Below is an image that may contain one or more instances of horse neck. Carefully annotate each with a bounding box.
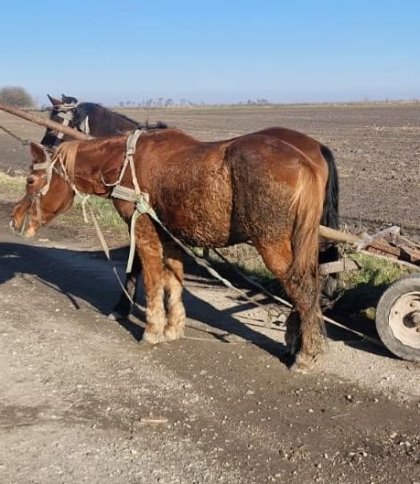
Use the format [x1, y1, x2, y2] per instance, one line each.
[79, 103, 138, 137]
[56, 138, 126, 196]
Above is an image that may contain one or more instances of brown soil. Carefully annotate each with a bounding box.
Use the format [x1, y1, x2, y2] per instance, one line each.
[1, 104, 420, 483]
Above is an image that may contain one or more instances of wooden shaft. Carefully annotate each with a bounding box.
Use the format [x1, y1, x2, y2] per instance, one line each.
[319, 225, 361, 244]
[0, 103, 91, 141]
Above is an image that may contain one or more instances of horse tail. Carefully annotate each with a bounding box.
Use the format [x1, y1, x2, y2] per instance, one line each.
[289, 155, 325, 278]
[318, 145, 341, 269]
[320, 144, 339, 229]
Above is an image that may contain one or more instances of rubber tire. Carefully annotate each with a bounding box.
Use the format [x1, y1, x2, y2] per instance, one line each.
[375, 274, 420, 362]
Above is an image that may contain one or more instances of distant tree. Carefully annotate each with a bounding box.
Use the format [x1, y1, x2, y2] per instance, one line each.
[164, 98, 174, 107]
[0, 86, 34, 107]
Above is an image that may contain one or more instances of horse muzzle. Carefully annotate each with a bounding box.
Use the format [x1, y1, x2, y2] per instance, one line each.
[9, 213, 36, 238]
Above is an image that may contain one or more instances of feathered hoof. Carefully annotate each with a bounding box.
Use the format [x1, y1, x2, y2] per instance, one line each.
[290, 351, 324, 373]
[141, 330, 165, 345]
[137, 339, 156, 351]
[163, 325, 184, 342]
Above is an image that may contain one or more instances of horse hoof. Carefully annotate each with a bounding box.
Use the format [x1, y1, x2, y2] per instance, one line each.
[289, 362, 311, 374]
[163, 326, 184, 342]
[141, 330, 165, 345]
[108, 311, 127, 321]
[137, 339, 155, 350]
[107, 312, 120, 321]
[290, 352, 324, 373]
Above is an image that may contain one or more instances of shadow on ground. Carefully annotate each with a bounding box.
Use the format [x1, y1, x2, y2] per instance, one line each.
[0, 240, 393, 365]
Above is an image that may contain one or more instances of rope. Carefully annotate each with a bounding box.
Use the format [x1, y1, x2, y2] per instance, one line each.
[0, 123, 30, 145]
[87, 204, 143, 310]
[211, 248, 291, 307]
[132, 196, 281, 326]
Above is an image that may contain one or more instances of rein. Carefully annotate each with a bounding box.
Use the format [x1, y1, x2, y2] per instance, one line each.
[0, 123, 30, 145]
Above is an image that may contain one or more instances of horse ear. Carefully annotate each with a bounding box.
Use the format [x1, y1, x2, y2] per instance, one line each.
[30, 142, 47, 162]
[61, 94, 78, 104]
[47, 94, 63, 106]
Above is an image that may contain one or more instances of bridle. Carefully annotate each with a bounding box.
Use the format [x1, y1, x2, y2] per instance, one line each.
[53, 102, 91, 136]
[19, 146, 83, 234]
[43, 103, 79, 149]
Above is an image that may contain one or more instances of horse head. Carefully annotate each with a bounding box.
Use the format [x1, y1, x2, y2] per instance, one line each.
[41, 94, 80, 149]
[10, 142, 75, 237]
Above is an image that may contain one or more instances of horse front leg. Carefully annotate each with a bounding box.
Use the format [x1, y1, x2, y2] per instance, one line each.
[163, 243, 186, 341]
[109, 255, 142, 319]
[135, 216, 166, 344]
[110, 200, 143, 319]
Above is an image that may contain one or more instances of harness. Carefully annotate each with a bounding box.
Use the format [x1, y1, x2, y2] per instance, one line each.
[52, 104, 77, 142]
[102, 129, 149, 272]
[25, 131, 385, 343]
[26, 145, 89, 234]
[102, 130, 285, 321]
[30, 130, 342, 327]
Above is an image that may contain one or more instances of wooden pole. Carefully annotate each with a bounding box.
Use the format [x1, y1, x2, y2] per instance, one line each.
[0, 103, 91, 141]
[319, 225, 360, 245]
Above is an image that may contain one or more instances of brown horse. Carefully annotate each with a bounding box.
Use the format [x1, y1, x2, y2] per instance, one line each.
[38, 95, 340, 318]
[11, 128, 329, 371]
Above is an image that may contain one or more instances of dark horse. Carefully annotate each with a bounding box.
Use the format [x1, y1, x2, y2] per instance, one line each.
[39, 94, 340, 319]
[12, 128, 332, 372]
[41, 94, 167, 149]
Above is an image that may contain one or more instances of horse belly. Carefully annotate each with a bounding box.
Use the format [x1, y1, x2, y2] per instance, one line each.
[155, 169, 238, 247]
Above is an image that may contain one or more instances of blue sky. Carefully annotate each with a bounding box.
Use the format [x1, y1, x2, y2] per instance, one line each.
[1, 0, 420, 105]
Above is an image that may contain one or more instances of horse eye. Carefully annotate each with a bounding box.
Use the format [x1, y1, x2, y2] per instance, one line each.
[26, 175, 36, 186]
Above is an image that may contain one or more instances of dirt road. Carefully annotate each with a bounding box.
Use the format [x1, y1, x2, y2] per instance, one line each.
[1, 103, 420, 483]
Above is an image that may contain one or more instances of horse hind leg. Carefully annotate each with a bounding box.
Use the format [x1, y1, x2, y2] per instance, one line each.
[163, 244, 186, 342]
[283, 271, 325, 373]
[255, 238, 325, 372]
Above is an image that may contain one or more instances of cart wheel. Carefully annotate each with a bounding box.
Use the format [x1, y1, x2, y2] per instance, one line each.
[375, 274, 420, 362]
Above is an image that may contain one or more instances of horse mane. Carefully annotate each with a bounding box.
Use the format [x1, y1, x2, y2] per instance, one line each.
[74, 103, 168, 133]
[53, 141, 81, 184]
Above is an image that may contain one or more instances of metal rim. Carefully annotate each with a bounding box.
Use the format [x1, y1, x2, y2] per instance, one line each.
[388, 291, 420, 349]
